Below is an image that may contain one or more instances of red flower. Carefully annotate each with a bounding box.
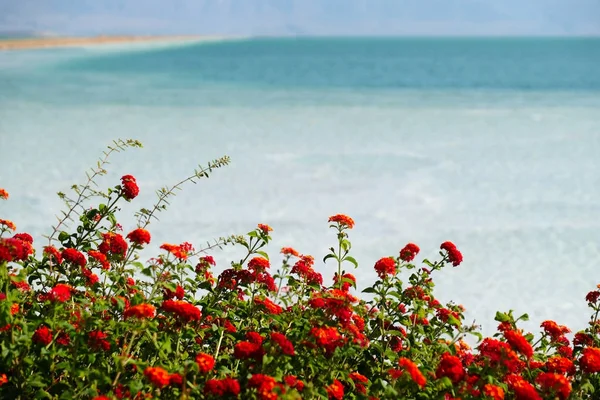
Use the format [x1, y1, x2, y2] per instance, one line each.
[1, 237, 33, 261]
[540, 320, 570, 339]
[88, 330, 111, 351]
[163, 284, 185, 300]
[33, 326, 53, 346]
[333, 272, 356, 291]
[92, 397, 109, 400]
[271, 332, 295, 356]
[284, 375, 304, 391]
[257, 224, 273, 234]
[62, 248, 87, 267]
[169, 373, 183, 386]
[195, 353, 215, 373]
[13, 233, 33, 243]
[398, 357, 427, 388]
[126, 228, 151, 246]
[0, 374, 7, 387]
[50, 283, 72, 302]
[254, 296, 283, 314]
[205, 378, 240, 396]
[326, 379, 344, 400]
[504, 330, 533, 359]
[88, 250, 110, 270]
[98, 232, 128, 257]
[374, 257, 397, 279]
[124, 304, 156, 319]
[328, 214, 355, 229]
[440, 241, 463, 266]
[536, 372, 571, 400]
[234, 341, 262, 359]
[574, 332, 593, 347]
[120, 175, 139, 200]
[0, 219, 16, 231]
[144, 366, 170, 388]
[482, 384, 505, 400]
[505, 374, 541, 400]
[43, 246, 62, 264]
[436, 352, 465, 383]
[546, 356, 575, 375]
[0, 188, 8, 200]
[161, 300, 201, 322]
[399, 243, 420, 262]
[580, 347, 600, 373]
[248, 256, 270, 272]
[160, 242, 194, 260]
[281, 247, 300, 257]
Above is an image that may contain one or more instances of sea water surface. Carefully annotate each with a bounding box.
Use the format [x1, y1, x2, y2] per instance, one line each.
[1, 37, 600, 337]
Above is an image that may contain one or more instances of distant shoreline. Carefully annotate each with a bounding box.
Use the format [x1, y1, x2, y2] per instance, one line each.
[0, 35, 230, 51]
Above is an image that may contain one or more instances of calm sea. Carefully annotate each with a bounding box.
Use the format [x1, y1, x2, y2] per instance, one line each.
[1, 37, 599, 337]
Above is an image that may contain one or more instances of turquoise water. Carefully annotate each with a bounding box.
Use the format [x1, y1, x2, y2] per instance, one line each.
[1, 38, 600, 337]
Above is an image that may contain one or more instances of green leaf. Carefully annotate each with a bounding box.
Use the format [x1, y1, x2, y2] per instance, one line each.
[256, 251, 269, 260]
[362, 287, 377, 294]
[494, 311, 511, 323]
[58, 231, 70, 242]
[517, 313, 529, 322]
[344, 256, 358, 268]
[323, 254, 337, 263]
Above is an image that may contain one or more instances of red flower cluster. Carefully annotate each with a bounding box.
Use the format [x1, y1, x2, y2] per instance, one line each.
[248, 374, 284, 400]
[161, 300, 201, 322]
[0, 235, 34, 263]
[310, 326, 344, 354]
[204, 377, 240, 396]
[195, 353, 215, 373]
[505, 374, 541, 400]
[43, 246, 62, 264]
[124, 304, 156, 319]
[33, 326, 53, 346]
[482, 383, 505, 400]
[88, 250, 110, 270]
[120, 175, 139, 200]
[503, 330, 533, 359]
[536, 372, 571, 399]
[62, 248, 87, 267]
[144, 366, 170, 388]
[374, 257, 397, 279]
[396, 357, 427, 388]
[281, 247, 300, 257]
[0, 188, 8, 200]
[254, 296, 283, 314]
[257, 223, 272, 234]
[163, 284, 185, 300]
[326, 379, 344, 400]
[333, 272, 356, 292]
[0, 219, 16, 231]
[248, 256, 270, 273]
[98, 232, 128, 257]
[160, 242, 194, 261]
[291, 255, 323, 285]
[88, 330, 111, 351]
[580, 347, 600, 373]
[440, 241, 463, 266]
[270, 332, 295, 356]
[328, 214, 355, 229]
[436, 352, 465, 383]
[126, 228, 151, 246]
[399, 243, 420, 262]
[49, 283, 72, 302]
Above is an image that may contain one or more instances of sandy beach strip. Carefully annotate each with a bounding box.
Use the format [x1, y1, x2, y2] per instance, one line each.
[0, 35, 229, 51]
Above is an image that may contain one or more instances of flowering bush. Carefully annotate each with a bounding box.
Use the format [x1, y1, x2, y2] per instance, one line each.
[1, 139, 600, 399]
